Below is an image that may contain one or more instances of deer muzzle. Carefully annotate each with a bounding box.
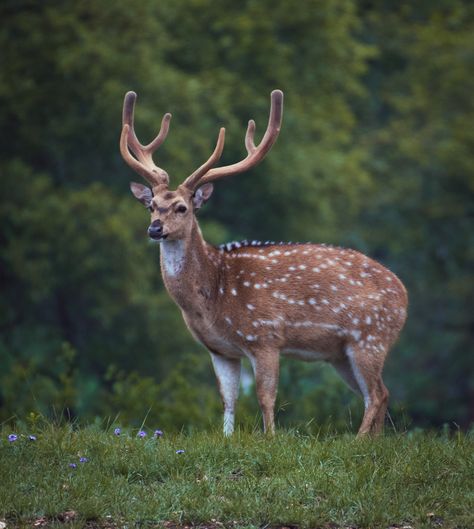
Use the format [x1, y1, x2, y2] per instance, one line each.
[148, 219, 166, 240]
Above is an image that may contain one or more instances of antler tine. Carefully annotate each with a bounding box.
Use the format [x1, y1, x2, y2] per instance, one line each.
[244, 119, 257, 153]
[192, 89, 283, 188]
[120, 91, 171, 186]
[182, 128, 226, 190]
[120, 125, 154, 181]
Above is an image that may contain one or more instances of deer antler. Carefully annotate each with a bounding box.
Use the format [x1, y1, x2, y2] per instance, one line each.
[182, 90, 283, 191]
[120, 91, 171, 186]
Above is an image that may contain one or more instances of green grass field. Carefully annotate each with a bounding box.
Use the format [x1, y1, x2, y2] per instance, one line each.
[0, 423, 472, 529]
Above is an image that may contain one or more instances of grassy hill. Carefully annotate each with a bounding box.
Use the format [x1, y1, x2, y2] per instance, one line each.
[0, 424, 472, 528]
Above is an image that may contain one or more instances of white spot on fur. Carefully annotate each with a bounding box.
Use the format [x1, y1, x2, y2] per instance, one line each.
[256, 318, 281, 328]
[231, 288, 237, 296]
[289, 321, 315, 328]
[224, 316, 232, 325]
[272, 291, 287, 300]
[350, 330, 361, 341]
[247, 303, 255, 311]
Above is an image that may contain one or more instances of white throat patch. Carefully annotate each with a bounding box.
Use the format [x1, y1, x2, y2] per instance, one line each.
[161, 240, 186, 277]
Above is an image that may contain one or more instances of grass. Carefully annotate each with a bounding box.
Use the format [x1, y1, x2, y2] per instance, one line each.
[0, 423, 473, 529]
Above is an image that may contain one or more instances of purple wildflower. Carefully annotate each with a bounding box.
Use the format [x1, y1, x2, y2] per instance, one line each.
[176, 449, 185, 454]
[28, 435, 37, 441]
[137, 430, 147, 438]
[69, 463, 77, 469]
[114, 427, 121, 436]
[79, 457, 89, 463]
[153, 429, 163, 438]
[8, 434, 17, 443]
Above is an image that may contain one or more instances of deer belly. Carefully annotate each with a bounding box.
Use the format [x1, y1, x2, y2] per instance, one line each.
[281, 348, 328, 362]
[205, 334, 245, 358]
[281, 325, 344, 362]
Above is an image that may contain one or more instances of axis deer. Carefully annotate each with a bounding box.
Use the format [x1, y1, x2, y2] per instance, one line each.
[120, 89, 408, 436]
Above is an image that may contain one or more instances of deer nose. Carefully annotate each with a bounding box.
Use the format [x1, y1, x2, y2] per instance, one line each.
[148, 220, 163, 239]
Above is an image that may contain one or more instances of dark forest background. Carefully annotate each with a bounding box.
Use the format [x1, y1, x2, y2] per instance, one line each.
[1, 0, 473, 432]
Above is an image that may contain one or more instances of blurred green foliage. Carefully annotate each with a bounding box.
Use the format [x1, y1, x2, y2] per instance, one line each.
[0, 0, 472, 431]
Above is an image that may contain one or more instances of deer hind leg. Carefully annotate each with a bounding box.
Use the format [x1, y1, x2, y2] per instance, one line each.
[247, 349, 280, 435]
[372, 377, 389, 434]
[209, 352, 241, 436]
[333, 357, 362, 395]
[344, 344, 389, 436]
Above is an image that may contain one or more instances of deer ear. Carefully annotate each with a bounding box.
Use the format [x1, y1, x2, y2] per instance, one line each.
[130, 182, 153, 207]
[193, 183, 214, 210]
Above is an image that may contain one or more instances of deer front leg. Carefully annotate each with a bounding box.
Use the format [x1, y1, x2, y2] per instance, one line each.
[248, 349, 280, 435]
[209, 352, 241, 436]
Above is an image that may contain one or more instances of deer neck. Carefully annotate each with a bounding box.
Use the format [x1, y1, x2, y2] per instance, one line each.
[159, 220, 220, 314]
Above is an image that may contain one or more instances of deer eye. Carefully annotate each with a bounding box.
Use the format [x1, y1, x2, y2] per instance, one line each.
[175, 204, 187, 214]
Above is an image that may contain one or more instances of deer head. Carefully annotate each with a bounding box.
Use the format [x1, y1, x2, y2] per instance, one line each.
[120, 90, 283, 241]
